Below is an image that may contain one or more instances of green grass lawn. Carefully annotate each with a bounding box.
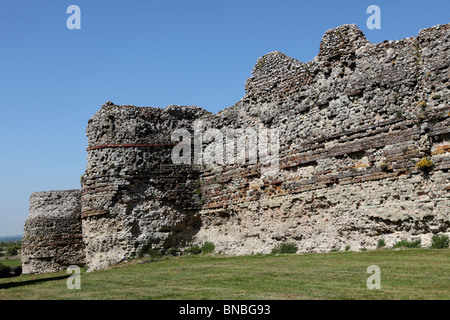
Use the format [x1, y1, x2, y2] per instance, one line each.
[0, 259, 21, 268]
[0, 249, 449, 300]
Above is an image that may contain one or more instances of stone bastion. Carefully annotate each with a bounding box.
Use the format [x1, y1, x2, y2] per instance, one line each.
[22, 23, 450, 273]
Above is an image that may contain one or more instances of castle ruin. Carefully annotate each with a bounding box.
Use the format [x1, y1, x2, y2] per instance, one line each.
[22, 23, 450, 273]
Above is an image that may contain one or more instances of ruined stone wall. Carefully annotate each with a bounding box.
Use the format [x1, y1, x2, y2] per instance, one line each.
[24, 23, 449, 273]
[81, 103, 209, 270]
[192, 24, 450, 253]
[22, 190, 85, 274]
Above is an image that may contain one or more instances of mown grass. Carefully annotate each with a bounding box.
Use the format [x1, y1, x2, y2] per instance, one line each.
[0, 249, 448, 300]
[0, 259, 21, 268]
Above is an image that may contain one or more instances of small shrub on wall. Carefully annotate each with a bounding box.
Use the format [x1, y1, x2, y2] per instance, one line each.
[415, 157, 434, 173]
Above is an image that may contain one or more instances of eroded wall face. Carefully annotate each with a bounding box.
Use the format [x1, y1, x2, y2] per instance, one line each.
[82, 104, 208, 271]
[81, 24, 449, 270]
[22, 190, 85, 274]
[193, 24, 450, 253]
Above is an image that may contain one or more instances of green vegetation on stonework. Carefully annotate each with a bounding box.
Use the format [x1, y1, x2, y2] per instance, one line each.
[393, 239, 421, 248]
[380, 163, 389, 172]
[271, 242, 297, 254]
[430, 234, 449, 249]
[184, 242, 215, 255]
[377, 239, 386, 248]
[200, 241, 215, 254]
[1, 249, 449, 300]
[184, 245, 202, 255]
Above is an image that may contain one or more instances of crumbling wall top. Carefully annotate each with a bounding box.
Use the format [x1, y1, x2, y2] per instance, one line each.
[86, 102, 210, 146]
[318, 24, 369, 61]
[28, 190, 81, 219]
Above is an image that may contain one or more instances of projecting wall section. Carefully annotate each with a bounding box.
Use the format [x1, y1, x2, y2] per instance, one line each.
[81, 103, 210, 271]
[22, 190, 85, 274]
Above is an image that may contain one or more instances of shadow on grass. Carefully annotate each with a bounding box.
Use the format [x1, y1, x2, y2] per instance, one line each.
[0, 275, 68, 289]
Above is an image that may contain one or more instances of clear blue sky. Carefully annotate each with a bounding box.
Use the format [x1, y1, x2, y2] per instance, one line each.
[0, 0, 448, 236]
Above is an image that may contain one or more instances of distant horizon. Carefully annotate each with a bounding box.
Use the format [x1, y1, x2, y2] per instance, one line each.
[0, 235, 22, 240]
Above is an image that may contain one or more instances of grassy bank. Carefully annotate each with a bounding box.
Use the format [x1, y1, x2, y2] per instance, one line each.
[0, 249, 448, 300]
[0, 259, 21, 268]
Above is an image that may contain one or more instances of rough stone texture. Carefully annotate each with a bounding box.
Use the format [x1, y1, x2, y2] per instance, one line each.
[189, 23, 449, 254]
[25, 23, 450, 272]
[82, 104, 209, 270]
[22, 190, 85, 274]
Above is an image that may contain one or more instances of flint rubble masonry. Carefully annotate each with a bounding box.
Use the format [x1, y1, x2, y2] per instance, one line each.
[22, 190, 85, 274]
[22, 23, 450, 273]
